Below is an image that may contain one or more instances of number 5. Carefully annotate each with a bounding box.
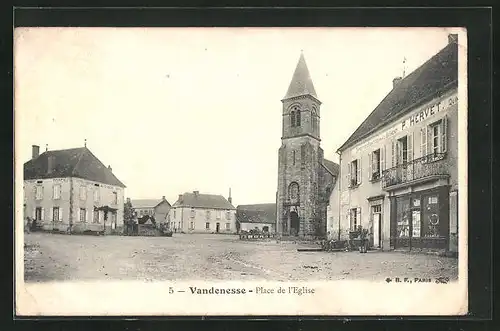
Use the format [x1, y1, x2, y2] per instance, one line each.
[169, 287, 174, 294]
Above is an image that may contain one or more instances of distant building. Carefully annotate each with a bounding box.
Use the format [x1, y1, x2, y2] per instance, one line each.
[23, 144, 126, 234]
[236, 203, 277, 233]
[169, 190, 236, 233]
[130, 197, 171, 223]
[331, 35, 459, 253]
[276, 53, 339, 238]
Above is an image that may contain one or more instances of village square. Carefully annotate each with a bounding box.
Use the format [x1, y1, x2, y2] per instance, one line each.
[21, 31, 460, 282]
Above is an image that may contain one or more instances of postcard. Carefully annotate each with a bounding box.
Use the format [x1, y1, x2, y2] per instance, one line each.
[14, 26, 468, 316]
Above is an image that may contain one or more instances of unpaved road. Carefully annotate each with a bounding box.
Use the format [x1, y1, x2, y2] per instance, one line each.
[23, 232, 458, 282]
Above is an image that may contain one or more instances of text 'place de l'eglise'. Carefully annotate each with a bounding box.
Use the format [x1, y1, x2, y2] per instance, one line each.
[23, 33, 460, 256]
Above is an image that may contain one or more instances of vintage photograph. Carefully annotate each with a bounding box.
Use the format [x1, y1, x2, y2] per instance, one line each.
[15, 27, 467, 316]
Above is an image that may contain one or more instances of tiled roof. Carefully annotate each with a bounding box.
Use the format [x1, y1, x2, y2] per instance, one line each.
[322, 159, 340, 177]
[337, 41, 458, 152]
[236, 203, 276, 224]
[283, 53, 318, 100]
[172, 192, 235, 210]
[131, 199, 169, 209]
[23, 147, 126, 187]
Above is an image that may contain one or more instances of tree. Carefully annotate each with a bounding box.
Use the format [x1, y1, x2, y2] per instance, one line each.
[123, 200, 135, 235]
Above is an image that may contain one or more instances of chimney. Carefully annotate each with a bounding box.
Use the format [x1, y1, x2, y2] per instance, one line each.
[193, 190, 199, 196]
[47, 155, 55, 174]
[32, 145, 40, 159]
[178, 194, 183, 203]
[392, 76, 402, 89]
[448, 33, 458, 44]
[228, 188, 232, 204]
[162, 195, 166, 201]
[108, 165, 112, 172]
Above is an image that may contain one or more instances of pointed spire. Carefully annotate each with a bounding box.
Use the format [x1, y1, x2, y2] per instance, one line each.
[84, 139, 87, 148]
[283, 52, 318, 100]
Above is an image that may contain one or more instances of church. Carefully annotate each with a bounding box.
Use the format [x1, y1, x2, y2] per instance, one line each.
[276, 53, 339, 238]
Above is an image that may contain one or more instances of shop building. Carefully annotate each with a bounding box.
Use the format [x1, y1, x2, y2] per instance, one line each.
[331, 35, 459, 253]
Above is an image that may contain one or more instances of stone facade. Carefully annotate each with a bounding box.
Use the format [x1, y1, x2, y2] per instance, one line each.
[276, 54, 336, 238]
[24, 177, 125, 234]
[168, 207, 236, 234]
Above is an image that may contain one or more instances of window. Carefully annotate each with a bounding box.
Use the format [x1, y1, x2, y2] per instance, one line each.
[216, 210, 221, 219]
[35, 186, 43, 200]
[93, 210, 100, 223]
[190, 208, 195, 218]
[300, 145, 306, 164]
[79, 186, 87, 201]
[421, 117, 448, 159]
[349, 207, 360, 230]
[206, 210, 211, 219]
[396, 197, 410, 237]
[52, 207, 60, 222]
[348, 159, 361, 187]
[93, 189, 100, 202]
[226, 211, 231, 220]
[288, 182, 299, 203]
[225, 223, 231, 230]
[369, 148, 384, 181]
[293, 150, 296, 165]
[112, 192, 118, 204]
[397, 136, 408, 165]
[53, 184, 61, 199]
[205, 222, 210, 230]
[173, 209, 176, 219]
[190, 221, 194, 230]
[312, 108, 318, 132]
[290, 106, 301, 127]
[79, 208, 87, 223]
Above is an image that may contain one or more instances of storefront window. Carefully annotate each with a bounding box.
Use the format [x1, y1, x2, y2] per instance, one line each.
[422, 194, 440, 237]
[412, 211, 421, 237]
[396, 196, 410, 237]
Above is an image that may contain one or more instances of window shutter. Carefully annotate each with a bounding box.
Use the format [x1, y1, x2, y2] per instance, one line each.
[356, 207, 361, 228]
[357, 158, 361, 185]
[77, 208, 80, 222]
[85, 209, 88, 222]
[59, 208, 63, 222]
[408, 132, 414, 161]
[380, 146, 386, 173]
[41, 208, 45, 221]
[441, 115, 448, 153]
[368, 152, 373, 180]
[33, 208, 36, 219]
[347, 165, 352, 188]
[348, 209, 352, 229]
[391, 140, 396, 167]
[50, 207, 53, 221]
[421, 126, 428, 157]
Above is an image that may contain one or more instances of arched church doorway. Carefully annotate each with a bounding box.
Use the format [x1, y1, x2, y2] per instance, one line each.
[290, 211, 300, 236]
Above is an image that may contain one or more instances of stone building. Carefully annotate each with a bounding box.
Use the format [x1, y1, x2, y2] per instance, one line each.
[130, 197, 171, 223]
[330, 34, 459, 254]
[23, 144, 126, 234]
[168, 190, 236, 234]
[276, 53, 339, 238]
[236, 203, 277, 233]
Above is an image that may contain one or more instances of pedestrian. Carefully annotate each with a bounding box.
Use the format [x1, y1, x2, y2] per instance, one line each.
[25, 217, 31, 234]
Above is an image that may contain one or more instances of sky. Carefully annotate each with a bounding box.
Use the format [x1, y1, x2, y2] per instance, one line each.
[14, 27, 460, 205]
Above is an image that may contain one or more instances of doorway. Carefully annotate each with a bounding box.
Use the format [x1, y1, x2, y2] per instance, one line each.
[372, 205, 382, 248]
[290, 211, 300, 236]
[216, 222, 220, 233]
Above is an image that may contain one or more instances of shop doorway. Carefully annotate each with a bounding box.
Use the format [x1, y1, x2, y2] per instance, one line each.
[372, 205, 382, 248]
[290, 211, 300, 236]
[216, 222, 220, 233]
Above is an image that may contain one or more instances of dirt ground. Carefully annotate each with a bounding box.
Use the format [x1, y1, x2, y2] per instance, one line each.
[23, 232, 458, 282]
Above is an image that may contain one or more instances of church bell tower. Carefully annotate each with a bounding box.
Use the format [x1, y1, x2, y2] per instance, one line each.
[276, 52, 325, 237]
